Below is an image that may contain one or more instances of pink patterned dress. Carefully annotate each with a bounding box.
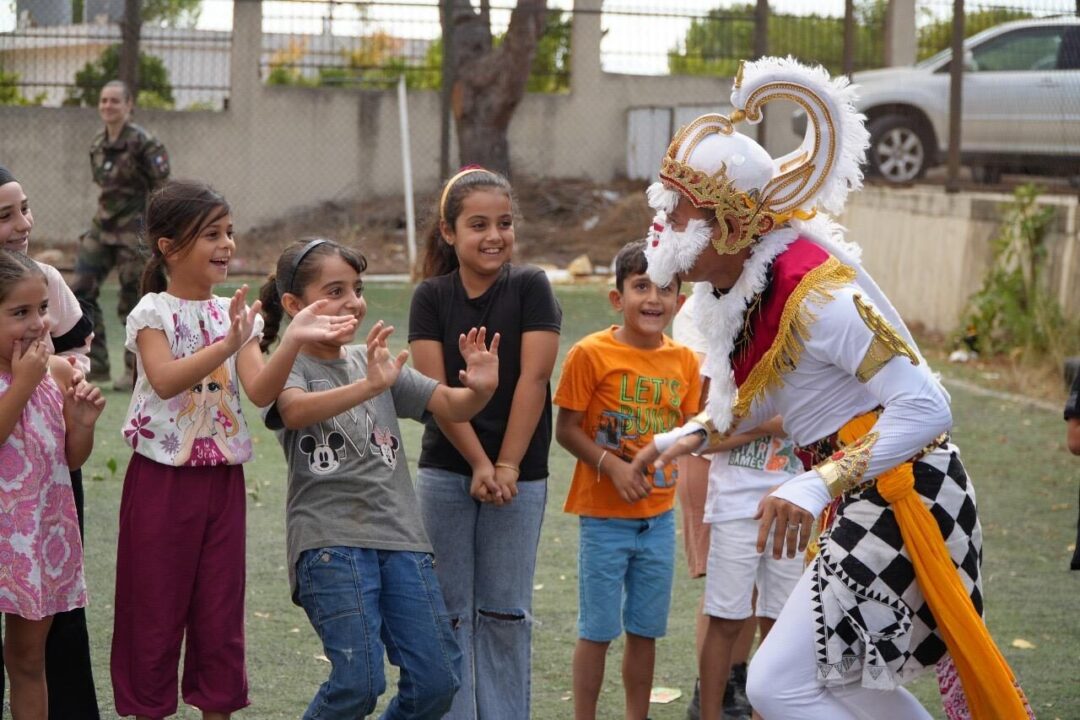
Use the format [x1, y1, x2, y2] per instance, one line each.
[0, 372, 87, 620]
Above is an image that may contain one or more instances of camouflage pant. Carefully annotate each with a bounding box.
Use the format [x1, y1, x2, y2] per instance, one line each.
[72, 228, 147, 378]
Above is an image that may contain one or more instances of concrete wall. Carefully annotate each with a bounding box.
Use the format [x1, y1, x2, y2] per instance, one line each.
[8, 0, 1073, 338]
[841, 186, 1080, 335]
[0, 0, 733, 244]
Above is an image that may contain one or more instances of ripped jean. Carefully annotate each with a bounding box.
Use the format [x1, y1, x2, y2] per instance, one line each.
[296, 547, 461, 720]
[416, 468, 547, 720]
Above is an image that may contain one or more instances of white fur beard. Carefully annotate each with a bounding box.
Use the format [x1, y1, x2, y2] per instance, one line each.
[644, 215, 713, 288]
[646, 182, 679, 214]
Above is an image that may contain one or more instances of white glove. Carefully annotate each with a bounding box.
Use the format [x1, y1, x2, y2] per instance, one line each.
[653, 421, 707, 454]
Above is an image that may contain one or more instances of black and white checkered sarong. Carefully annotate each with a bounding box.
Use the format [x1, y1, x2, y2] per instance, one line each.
[811, 444, 982, 690]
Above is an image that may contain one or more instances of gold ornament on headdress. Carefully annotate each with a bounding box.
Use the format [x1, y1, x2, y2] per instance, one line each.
[659, 154, 781, 255]
[658, 58, 855, 255]
[658, 114, 801, 255]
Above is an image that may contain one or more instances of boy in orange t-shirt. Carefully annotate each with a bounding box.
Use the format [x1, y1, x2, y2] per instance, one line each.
[555, 240, 702, 720]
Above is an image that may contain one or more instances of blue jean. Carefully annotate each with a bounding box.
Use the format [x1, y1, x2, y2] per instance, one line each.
[296, 547, 462, 720]
[578, 511, 676, 642]
[416, 468, 548, 720]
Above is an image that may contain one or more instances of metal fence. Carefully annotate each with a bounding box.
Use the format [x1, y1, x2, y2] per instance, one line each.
[1, 0, 1078, 258]
[604, 0, 885, 77]
[916, 0, 1078, 59]
[4, 1, 1078, 106]
[0, 0, 233, 109]
[257, 0, 887, 90]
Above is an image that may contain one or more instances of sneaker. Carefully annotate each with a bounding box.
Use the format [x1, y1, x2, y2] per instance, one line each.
[725, 663, 751, 719]
[686, 678, 701, 720]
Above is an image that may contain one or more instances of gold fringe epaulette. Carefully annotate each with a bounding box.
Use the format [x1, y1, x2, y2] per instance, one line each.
[733, 256, 857, 419]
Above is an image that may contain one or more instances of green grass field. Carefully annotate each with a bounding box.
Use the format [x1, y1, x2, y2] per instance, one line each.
[56, 282, 1080, 718]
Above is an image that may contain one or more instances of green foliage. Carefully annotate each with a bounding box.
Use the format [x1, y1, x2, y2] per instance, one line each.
[264, 10, 570, 93]
[962, 184, 1075, 358]
[142, 0, 201, 28]
[69, 44, 175, 108]
[525, 10, 572, 93]
[265, 66, 319, 88]
[668, 1, 886, 77]
[0, 65, 46, 106]
[916, 8, 1032, 61]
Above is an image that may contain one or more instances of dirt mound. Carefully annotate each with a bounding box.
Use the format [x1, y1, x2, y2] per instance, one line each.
[240, 175, 652, 276]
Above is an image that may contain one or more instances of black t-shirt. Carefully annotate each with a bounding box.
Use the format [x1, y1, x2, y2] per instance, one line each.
[409, 264, 562, 480]
[1065, 368, 1080, 421]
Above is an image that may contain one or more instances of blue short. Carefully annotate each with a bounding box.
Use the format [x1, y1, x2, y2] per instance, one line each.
[577, 510, 675, 642]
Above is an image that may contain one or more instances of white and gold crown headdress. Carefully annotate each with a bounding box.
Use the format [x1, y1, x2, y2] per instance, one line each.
[649, 57, 870, 254]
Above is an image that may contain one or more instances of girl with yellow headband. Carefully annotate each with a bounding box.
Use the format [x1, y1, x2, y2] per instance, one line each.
[409, 167, 562, 720]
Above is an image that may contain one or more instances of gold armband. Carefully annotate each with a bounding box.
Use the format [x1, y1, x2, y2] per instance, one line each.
[815, 430, 879, 498]
[853, 294, 919, 383]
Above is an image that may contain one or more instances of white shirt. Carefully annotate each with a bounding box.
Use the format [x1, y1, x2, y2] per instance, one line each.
[705, 434, 803, 523]
[122, 292, 263, 467]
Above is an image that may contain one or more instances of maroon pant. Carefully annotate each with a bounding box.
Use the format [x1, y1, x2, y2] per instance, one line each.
[111, 453, 250, 718]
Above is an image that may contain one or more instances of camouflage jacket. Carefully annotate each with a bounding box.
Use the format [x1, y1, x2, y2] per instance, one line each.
[90, 122, 170, 237]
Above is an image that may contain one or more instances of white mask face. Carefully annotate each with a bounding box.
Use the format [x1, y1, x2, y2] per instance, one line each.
[644, 212, 713, 288]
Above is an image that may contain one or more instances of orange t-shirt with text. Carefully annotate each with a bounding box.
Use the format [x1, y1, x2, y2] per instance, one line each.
[554, 326, 702, 519]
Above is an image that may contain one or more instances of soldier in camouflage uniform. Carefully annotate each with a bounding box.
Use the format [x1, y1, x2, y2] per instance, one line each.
[74, 80, 170, 390]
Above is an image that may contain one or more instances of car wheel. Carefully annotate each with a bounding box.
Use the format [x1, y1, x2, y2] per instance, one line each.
[867, 114, 929, 184]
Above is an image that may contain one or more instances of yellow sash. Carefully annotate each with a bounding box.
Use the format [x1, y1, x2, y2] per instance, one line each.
[837, 413, 1029, 719]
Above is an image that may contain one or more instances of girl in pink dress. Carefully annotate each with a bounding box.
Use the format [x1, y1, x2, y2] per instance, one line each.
[0, 249, 105, 718]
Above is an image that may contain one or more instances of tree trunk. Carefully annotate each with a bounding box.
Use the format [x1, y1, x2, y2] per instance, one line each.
[444, 0, 548, 178]
[119, 0, 141, 99]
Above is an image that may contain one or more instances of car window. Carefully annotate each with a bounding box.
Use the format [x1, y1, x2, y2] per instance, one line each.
[1059, 27, 1080, 70]
[970, 26, 1064, 71]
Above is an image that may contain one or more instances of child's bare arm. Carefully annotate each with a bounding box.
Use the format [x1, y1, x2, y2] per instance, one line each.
[426, 328, 500, 422]
[492, 330, 559, 500]
[137, 288, 259, 400]
[236, 299, 359, 407]
[556, 407, 652, 504]
[275, 381, 385, 430]
[137, 328, 238, 400]
[411, 338, 501, 503]
[1068, 418, 1080, 455]
[54, 356, 105, 469]
[0, 340, 48, 445]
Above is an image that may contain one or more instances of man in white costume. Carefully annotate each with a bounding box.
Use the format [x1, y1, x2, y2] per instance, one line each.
[629, 58, 1031, 720]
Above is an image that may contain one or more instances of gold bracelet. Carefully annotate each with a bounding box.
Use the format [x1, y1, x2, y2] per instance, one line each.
[494, 462, 520, 476]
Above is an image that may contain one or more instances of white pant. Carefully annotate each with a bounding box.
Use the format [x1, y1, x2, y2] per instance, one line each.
[746, 567, 934, 720]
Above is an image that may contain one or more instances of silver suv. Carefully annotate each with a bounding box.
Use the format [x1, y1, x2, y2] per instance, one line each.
[798, 17, 1080, 184]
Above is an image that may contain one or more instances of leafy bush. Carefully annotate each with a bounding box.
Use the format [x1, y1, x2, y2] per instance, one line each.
[69, 44, 175, 108]
[962, 184, 1076, 358]
[0, 66, 46, 106]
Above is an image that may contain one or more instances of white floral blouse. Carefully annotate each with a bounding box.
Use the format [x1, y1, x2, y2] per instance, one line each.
[122, 292, 263, 467]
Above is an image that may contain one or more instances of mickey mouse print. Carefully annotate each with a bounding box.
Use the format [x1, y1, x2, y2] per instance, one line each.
[296, 377, 382, 476]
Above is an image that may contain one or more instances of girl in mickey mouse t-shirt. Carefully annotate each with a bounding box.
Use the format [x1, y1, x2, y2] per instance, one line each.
[258, 238, 501, 719]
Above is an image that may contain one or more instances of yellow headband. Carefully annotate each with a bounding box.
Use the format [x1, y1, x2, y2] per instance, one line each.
[439, 167, 489, 222]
